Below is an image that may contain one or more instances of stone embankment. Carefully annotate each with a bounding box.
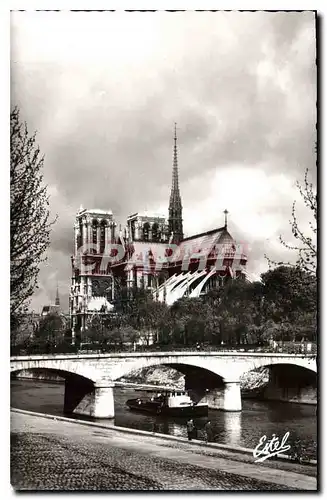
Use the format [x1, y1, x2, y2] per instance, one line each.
[10, 410, 317, 491]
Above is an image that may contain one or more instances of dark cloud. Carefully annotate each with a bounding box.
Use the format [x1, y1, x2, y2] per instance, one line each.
[10, 11, 316, 311]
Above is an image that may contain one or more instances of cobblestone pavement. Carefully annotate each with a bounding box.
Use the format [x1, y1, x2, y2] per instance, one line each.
[10, 412, 317, 491]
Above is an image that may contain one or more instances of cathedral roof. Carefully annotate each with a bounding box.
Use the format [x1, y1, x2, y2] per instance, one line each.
[41, 304, 61, 316]
[121, 226, 246, 270]
[170, 227, 235, 264]
[120, 226, 247, 270]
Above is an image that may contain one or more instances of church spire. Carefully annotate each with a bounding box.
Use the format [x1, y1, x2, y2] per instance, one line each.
[168, 123, 183, 243]
[55, 283, 60, 306]
[172, 122, 179, 191]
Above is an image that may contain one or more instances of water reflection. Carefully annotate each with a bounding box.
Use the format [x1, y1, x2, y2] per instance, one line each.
[10, 380, 317, 459]
[151, 418, 196, 439]
[223, 412, 242, 446]
[167, 422, 186, 438]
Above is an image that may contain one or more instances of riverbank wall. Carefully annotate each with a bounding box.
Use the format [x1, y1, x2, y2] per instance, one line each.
[10, 407, 317, 469]
[11, 409, 317, 491]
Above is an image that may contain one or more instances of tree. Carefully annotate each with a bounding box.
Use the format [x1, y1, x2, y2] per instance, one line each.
[213, 279, 262, 345]
[263, 165, 317, 343]
[10, 311, 39, 351]
[260, 265, 316, 342]
[267, 168, 317, 275]
[261, 266, 316, 318]
[128, 288, 169, 345]
[169, 297, 214, 346]
[120, 325, 140, 349]
[10, 107, 57, 332]
[85, 313, 112, 345]
[34, 313, 65, 349]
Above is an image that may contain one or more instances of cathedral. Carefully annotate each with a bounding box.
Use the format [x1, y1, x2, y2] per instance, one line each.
[69, 125, 248, 337]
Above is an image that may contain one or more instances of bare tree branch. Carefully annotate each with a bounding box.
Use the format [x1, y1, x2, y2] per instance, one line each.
[266, 166, 317, 276]
[10, 107, 58, 333]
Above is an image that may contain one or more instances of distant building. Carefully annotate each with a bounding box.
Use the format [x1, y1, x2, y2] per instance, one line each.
[41, 284, 61, 317]
[41, 285, 68, 331]
[69, 125, 248, 339]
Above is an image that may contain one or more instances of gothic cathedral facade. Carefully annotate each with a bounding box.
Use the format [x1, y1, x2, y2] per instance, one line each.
[69, 126, 248, 338]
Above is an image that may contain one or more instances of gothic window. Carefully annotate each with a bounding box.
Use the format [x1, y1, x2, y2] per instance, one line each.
[77, 232, 82, 250]
[78, 223, 83, 248]
[92, 220, 98, 247]
[147, 274, 152, 288]
[143, 222, 150, 241]
[100, 220, 106, 254]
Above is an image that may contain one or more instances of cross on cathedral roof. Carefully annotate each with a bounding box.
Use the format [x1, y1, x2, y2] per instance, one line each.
[224, 209, 229, 228]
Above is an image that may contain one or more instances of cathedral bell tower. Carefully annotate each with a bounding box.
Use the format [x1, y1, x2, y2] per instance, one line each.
[168, 123, 184, 244]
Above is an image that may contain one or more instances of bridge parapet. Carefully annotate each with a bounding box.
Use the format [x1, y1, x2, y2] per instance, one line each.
[11, 351, 317, 418]
[10, 351, 317, 361]
[10, 352, 317, 381]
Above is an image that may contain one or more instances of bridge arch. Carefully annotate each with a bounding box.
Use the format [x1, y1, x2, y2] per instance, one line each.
[10, 358, 101, 384]
[10, 352, 317, 417]
[110, 356, 232, 382]
[239, 360, 317, 407]
[238, 357, 317, 378]
[111, 357, 238, 411]
[11, 367, 95, 386]
[10, 364, 111, 419]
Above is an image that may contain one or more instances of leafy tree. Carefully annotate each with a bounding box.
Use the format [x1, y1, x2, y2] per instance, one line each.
[213, 280, 262, 345]
[84, 322, 102, 345]
[169, 297, 214, 346]
[109, 328, 125, 348]
[261, 266, 316, 320]
[127, 287, 169, 345]
[120, 325, 140, 348]
[260, 265, 316, 342]
[10, 311, 39, 348]
[85, 313, 113, 346]
[10, 107, 57, 332]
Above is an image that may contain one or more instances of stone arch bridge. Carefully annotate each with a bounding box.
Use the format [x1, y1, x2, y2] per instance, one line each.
[10, 352, 317, 418]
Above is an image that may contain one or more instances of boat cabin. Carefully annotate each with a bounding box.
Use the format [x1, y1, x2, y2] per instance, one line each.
[146, 390, 194, 408]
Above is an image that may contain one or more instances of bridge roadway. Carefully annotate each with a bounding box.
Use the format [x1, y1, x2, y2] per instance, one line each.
[10, 351, 316, 419]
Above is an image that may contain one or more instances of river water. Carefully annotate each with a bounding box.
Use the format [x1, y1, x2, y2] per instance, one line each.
[10, 380, 317, 460]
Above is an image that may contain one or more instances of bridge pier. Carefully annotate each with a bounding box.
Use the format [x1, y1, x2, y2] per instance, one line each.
[64, 376, 115, 419]
[64, 375, 93, 415]
[91, 381, 115, 419]
[184, 371, 242, 411]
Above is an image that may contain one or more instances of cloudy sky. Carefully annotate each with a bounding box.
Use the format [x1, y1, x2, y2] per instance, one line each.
[11, 10, 316, 312]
